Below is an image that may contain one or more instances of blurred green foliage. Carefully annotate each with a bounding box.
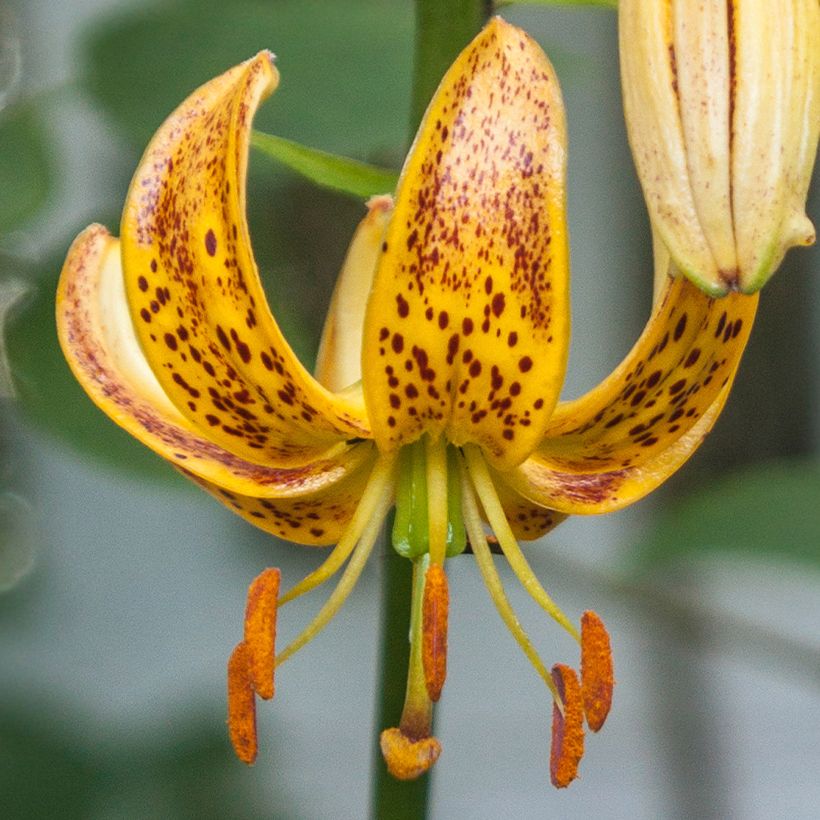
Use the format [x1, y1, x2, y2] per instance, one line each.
[636, 460, 820, 569]
[82, 0, 413, 157]
[0, 107, 53, 235]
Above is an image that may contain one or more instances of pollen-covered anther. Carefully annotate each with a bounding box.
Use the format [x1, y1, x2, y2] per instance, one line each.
[550, 663, 585, 789]
[580, 610, 614, 732]
[380, 727, 442, 781]
[421, 562, 449, 702]
[243, 567, 281, 700]
[227, 642, 258, 765]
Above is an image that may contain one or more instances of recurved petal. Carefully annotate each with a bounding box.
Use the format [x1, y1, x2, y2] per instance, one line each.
[314, 195, 394, 392]
[180, 444, 377, 545]
[497, 378, 735, 515]
[490, 473, 568, 541]
[361, 18, 570, 471]
[535, 274, 758, 476]
[57, 225, 374, 500]
[120, 52, 368, 468]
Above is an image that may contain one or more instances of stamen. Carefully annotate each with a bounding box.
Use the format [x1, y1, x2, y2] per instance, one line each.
[243, 568, 280, 700]
[422, 562, 449, 702]
[380, 727, 442, 780]
[425, 435, 449, 566]
[463, 445, 580, 642]
[580, 610, 614, 732]
[279, 454, 396, 606]
[227, 642, 257, 764]
[274, 462, 395, 666]
[459, 458, 561, 704]
[550, 663, 585, 788]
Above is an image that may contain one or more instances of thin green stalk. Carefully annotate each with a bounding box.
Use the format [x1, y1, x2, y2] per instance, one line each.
[409, 0, 495, 137]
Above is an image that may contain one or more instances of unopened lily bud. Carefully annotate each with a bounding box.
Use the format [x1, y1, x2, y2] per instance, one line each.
[620, 0, 820, 295]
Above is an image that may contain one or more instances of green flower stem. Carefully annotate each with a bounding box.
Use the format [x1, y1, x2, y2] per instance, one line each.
[409, 0, 495, 137]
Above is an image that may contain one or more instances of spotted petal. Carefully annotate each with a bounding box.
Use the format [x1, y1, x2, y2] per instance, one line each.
[536, 274, 757, 474]
[121, 52, 368, 468]
[180, 453, 376, 546]
[362, 17, 570, 471]
[57, 225, 375, 504]
[495, 378, 736, 517]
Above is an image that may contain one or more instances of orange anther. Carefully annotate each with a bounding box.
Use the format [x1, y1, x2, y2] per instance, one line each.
[580, 610, 614, 732]
[243, 568, 281, 700]
[550, 663, 584, 789]
[421, 563, 449, 702]
[227, 642, 257, 764]
[380, 727, 442, 781]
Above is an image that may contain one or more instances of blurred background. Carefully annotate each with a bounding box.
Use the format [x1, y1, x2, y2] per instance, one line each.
[0, 1, 818, 818]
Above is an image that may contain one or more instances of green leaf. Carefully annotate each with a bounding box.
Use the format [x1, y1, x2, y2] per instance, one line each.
[634, 461, 820, 570]
[0, 106, 54, 234]
[251, 131, 398, 198]
[82, 0, 413, 159]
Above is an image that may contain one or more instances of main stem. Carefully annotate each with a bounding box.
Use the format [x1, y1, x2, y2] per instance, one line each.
[371, 6, 492, 817]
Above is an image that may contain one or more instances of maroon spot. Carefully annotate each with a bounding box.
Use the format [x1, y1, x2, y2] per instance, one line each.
[684, 349, 701, 368]
[646, 370, 662, 388]
[425, 307, 434, 321]
[438, 311, 449, 330]
[205, 414, 220, 426]
[469, 360, 482, 378]
[484, 276, 493, 295]
[731, 319, 743, 339]
[396, 294, 410, 318]
[137, 276, 149, 292]
[673, 314, 688, 342]
[502, 429, 514, 440]
[164, 333, 178, 351]
[491, 293, 506, 318]
[389, 394, 401, 409]
[392, 334, 404, 354]
[205, 229, 217, 256]
[669, 379, 687, 394]
[379, 327, 390, 341]
[507, 331, 518, 347]
[446, 334, 460, 365]
[405, 384, 419, 399]
[407, 229, 418, 251]
[387, 416, 396, 427]
[261, 352, 273, 370]
[462, 318, 474, 335]
[518, 356, 533, 373]
[510, 381, 521, 396]
[216, 326, 231, 351]
[140, 308, 151, 323]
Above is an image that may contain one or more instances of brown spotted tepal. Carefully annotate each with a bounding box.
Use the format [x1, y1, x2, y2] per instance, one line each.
[57, 17, 760, 788]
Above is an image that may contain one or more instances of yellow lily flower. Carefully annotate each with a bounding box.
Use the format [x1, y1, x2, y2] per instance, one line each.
[620, 0, 820, 295]
[56, 18, 759, 787]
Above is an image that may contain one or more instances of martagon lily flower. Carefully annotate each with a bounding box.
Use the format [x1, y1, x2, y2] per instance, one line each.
[57, 19, 759, 787]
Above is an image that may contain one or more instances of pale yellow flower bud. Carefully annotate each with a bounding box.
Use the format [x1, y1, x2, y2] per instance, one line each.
[620, 0, 820, 295]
